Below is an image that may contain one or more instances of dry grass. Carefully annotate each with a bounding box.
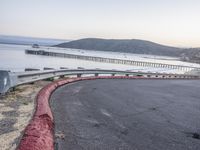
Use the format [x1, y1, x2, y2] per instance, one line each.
[0, 81, 51, 150]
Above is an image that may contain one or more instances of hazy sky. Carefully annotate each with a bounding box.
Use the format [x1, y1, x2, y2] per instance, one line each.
[0, 0, 200, 47]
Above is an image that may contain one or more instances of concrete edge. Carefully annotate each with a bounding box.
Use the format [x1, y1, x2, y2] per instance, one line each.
[16, 76, 197, 150]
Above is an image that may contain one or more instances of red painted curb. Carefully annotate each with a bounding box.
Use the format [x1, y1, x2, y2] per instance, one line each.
[17, 75, 197, 150]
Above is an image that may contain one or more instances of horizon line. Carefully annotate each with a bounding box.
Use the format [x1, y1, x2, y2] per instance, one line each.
[0, 33, 197, 49]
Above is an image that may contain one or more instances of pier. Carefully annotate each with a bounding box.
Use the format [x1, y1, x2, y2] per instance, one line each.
[25, 49, 200, 72]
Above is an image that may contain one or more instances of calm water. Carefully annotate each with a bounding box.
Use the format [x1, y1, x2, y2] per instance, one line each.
[0, 44, 199, 73]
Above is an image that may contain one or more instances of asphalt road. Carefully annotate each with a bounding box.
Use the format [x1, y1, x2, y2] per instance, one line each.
[50, 79, 200, 150]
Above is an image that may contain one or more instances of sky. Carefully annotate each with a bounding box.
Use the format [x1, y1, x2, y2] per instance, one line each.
[0, 0, 200, 47]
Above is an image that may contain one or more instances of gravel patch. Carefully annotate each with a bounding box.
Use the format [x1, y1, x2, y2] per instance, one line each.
[0, 81, 51, 150]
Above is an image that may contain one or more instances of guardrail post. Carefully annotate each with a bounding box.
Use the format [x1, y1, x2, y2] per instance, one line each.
[44, 67, 55, 70]
[60, 67, 68, 69]
[60, 75, 65, 78]
[77, 74, 82, 77]
[95, 73, 99, 77]
[0, 70, 11, 94]
[147, 75, 151, 78]
[25, 68, 40, 71]
[112, 73, 115, 76]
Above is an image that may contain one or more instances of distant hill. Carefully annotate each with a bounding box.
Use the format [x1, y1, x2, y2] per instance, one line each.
[180, 48, 200, 63]
[55, 38, 183, 57]
[0, 35, 68, 46]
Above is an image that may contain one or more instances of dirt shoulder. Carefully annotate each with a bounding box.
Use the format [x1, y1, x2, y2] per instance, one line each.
[0, 81, 51, 150]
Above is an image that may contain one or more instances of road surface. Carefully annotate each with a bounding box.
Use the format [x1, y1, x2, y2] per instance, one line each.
[50, 79, 200, 150]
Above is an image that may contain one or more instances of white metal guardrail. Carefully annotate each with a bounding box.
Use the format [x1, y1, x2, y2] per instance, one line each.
[0, 69, 200, 94]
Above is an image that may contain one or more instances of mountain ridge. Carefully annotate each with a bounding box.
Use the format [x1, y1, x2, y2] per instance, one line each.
[54, 38, 183, 57]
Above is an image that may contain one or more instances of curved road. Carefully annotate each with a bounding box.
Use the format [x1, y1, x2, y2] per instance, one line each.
[50, 79, 200, 150]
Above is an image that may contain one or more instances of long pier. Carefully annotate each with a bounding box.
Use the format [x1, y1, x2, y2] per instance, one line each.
[25, 49, 200, 72]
